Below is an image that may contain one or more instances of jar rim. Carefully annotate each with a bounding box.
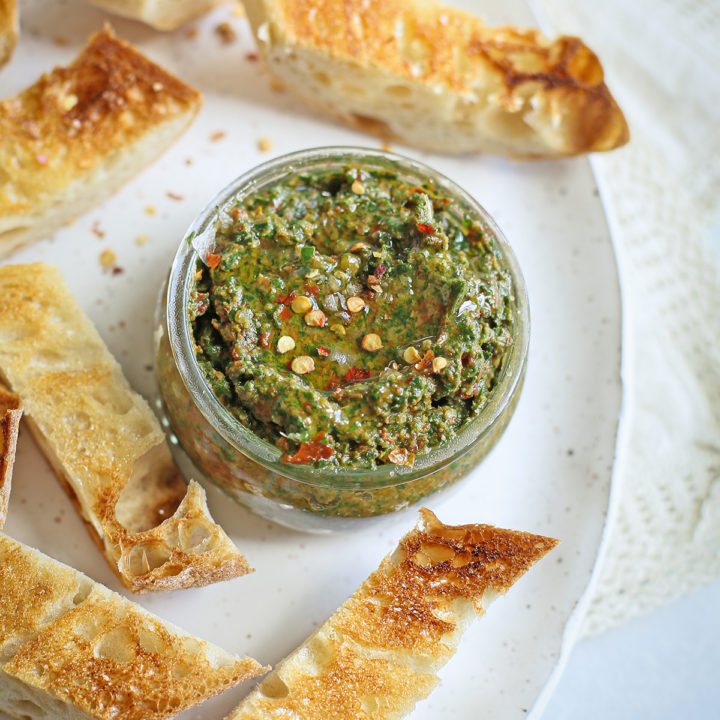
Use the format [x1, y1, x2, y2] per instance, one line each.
[165, 146, 530, 490]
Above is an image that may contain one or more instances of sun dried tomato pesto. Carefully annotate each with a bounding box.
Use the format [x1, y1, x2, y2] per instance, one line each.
[189, 167, 513, 469]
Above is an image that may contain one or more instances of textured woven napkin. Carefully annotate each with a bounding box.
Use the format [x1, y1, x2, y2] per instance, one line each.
[532, 0, 720, 636]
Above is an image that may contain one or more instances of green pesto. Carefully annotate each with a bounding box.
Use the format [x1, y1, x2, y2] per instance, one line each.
[189, 166, 513, 469]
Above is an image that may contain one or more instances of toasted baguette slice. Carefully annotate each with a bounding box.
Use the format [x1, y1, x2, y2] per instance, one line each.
[83, 0, 227, 30]
[0, 386, 22, 530]
[0, 0, 17, 69]
[243, 0, 629, 157]
[227, 508, 558, 720]
[0, 263, 252, 593]
[0, 533, 268, 720]
[0, 27, 201, 259]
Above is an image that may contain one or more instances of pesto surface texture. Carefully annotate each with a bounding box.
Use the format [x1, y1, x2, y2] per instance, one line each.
[189, 166, 514, 469]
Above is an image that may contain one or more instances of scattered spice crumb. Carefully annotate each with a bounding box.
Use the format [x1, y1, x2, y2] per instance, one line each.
[258, 136, 273, 152]
[99, 249, 117, 268]
[118, 320, 126, 328]
[91, 221, 105, 239]
[135, 233, 150, 246]
[245, 51, 259, 62]
[52, 36, 70, 46]
[144, 364, 153, 372]
[185, 27, 198, 39]
[112, 266, 125, 275]
[185, 157, 194, 166]
[144, 205, 156, 216]
[215, 21, 237, 44]
[166, 191, 185, 201]
[233, 2, 246, 17]
[210, 130, 226, 142]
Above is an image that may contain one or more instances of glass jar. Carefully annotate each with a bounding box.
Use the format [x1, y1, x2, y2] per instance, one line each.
[154, 147, 529, 532]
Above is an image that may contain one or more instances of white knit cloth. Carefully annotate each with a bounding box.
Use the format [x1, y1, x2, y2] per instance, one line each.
[532, 0, 720, 636]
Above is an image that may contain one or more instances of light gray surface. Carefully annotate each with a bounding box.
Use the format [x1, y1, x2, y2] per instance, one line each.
[543, 580, 720, 719]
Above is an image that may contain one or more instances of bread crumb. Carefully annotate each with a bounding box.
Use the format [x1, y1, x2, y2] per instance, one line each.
[270, 78, 286, 93]
[135, 234, 150, 246]
[167, 191, 185, 201]
[99, 249, 117, 268]
[210, 130, 226, 142]
[257, 136, 273, 152]
[215, 22, 237, 45]
[91, 221, 105, 239]
[144, 205, 156, 216]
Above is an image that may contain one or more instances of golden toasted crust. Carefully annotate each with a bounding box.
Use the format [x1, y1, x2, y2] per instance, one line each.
[0, 385, 22, 530]
[0, 27, 201, 257]
[0, 534, 268, 720]
[0, 263, 252, 593]
[227, 509, 558, 720]
[244, 0, 628, 157]
[0, 0, 18, 69]
[83, 0, 227, 31]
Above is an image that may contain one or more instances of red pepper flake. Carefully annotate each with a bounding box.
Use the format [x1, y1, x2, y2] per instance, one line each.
[284, 433, 335, 464]
[408, 186, 425, 194]
[111, 266, 125, 275]
[317, 345, 331, 357]
[276, 290, 296, 305]
[231, 345, 241, 361]
[259, 331, 271, 348]
[374, 261, 387, 280]
[417, 223, 435, 235]
[206, 252, 221, 268]
[304, 284, 320, 296]
[415, 349, 435, 370]
[280, 306, 292, 321]
[326, 373, 342, 390]
[345, 367, 371, 382]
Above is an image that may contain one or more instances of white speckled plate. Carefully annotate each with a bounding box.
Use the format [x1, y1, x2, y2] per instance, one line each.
[0, 2, 623, 719]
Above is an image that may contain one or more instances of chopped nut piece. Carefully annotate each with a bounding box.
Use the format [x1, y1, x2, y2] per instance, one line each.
[99, 249, 116, 268]
[291, 296, 312, 314]
[330, 324, 346, 336]
[291, 356, 315, 374]
[349, 242, 369, 252]
[304, 309, 327, 327]
[403, 346, 421, 364]
[258, 136, 273, 152]
[361, 333, 383, 352]
[387, 448, 416, 467]
[351, 180, 364, 194]
[432, 356, 448, 372]
[277, 335, 295, 354]
[346, 296, 366, 313]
